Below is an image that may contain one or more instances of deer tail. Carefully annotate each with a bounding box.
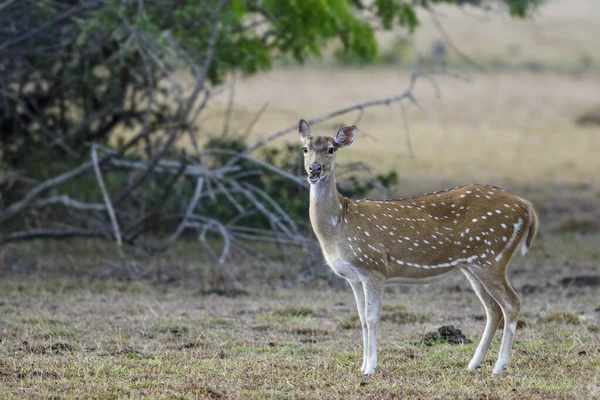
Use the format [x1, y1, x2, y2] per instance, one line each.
[521, 202, 539, 256]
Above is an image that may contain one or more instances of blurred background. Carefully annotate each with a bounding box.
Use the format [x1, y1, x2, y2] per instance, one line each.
[1, 0, 598, 283]
[1, 1, 599, 397]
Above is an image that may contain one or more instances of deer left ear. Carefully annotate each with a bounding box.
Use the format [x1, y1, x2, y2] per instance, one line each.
[334, 126, 357, 148]
[299, 119, 311, 142]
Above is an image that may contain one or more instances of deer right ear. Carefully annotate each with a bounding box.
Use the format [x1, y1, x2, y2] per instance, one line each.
[334, 125, 357, 148]
[299, 119, 311, 141]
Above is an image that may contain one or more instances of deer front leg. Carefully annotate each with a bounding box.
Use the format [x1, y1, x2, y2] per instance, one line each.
[362, 275, 384, 375]
[462, 268, 503, 372]
[349, 280, 368, 373]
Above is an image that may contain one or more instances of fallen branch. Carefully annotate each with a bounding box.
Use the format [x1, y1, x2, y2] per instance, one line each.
[91, 143, 122, 247]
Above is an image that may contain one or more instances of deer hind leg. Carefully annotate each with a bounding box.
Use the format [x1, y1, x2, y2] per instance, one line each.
[348, 280, 368, 373]
[361, 274, 384, 375]
[469, 265, 522, 375]
[462, 267, 503, 372]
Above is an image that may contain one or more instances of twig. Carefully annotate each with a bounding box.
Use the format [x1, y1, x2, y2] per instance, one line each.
[353, 107, 364, 126]
[399, 102, 414, 158]
[189, 215, 232, 264]
[0, 120, 165, 225]
[427, 7, 485, 71]
[242, 102, 268, 139]
[0, 228, 106, 244]
[159, 177, 204, 251]
[221, 70, 238, 138]
[91, 143, 122, 247]
[0, 1, 103, 51]
[0, 161, 93, 224]
[125, 158, 188, 240]
[244, 72, 426, 155]
[33, 195, 105, 212]
[181, 0, 230, 119]
[112, 128, 183, 207]
[200, 149, 306, 185]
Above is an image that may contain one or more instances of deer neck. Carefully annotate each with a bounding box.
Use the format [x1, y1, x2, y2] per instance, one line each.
[309, 171, 344, 248]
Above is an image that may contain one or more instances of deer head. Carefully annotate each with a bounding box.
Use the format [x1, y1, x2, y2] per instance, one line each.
[299, 119, 356, 184]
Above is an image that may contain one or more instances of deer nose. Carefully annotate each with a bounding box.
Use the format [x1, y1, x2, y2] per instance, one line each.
[309, 163, 322, 174]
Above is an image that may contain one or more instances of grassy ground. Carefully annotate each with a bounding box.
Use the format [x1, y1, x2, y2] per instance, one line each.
[1, 224, 599, 398]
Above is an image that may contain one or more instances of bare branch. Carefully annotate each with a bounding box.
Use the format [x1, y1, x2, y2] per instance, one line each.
[242, 102, 269, 139]
[181, 0, 230, 119]
[0, 161, 93, 225]
[91, 143, 122, 247]
[159, 177, 204, 251]
[244, 72, 423, 154]
[33, 195, 105, 212]
[399, 102, 414, 159]
[0, 1, 103, 51]
[0, 228, 106, 244]
[427, 7, 485, 71]
[189, 215, 232, 264]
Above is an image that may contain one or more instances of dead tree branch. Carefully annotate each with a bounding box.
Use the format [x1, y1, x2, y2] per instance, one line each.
[91, 143, 122, 247]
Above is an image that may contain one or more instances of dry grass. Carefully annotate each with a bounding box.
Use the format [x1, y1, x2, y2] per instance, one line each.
[1, 225, 599, 398]
[0, 278, 598, 398]
[199, 68, 600, 193]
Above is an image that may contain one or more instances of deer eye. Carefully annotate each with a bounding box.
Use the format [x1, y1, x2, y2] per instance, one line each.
[302, 147, 308, 154]
[328, 147, 336, 154]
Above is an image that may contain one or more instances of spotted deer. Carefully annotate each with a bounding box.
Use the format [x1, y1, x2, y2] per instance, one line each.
[299, 119, 538, 376]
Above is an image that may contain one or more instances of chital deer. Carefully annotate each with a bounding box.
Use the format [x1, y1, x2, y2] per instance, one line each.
[299, 120, 538, 376]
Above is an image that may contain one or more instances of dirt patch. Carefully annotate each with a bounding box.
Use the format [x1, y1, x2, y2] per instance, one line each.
[274, 306, 317, 318]
[50, 342, 72, 353]
[180, 339, 204, 349]
[109, 348, 149, 358]
[294, 327, 329, 336]
[199, 387, 225, 398]
[520, 284, 545, 295]
[540, 312, 580, 325]
[575, 105, 600, 126]
[560, 275, 600, 288]
[421, 325, 472, 346]
[516, 317, 529, 330]
[556, 217, 600, 234]
[19, 341, 72, 355]
[0, 370, 59, 380]
[380, 310, 431, 324]
[199, 288, 249, 298]
[251, 325, 271, 332]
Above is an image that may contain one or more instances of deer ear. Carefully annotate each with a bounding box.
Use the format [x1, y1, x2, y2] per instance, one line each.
[299, 119, 311, 141]
[334, 125, 357, 148]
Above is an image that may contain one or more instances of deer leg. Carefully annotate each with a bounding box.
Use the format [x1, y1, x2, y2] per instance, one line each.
[362, 275, 384, 375]
[473, 269, 522, 375]
[462, 267, 503, 372]
[348, 280, 368, 373]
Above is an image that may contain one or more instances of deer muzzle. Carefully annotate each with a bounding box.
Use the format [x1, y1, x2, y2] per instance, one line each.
[308, 163, 322, 183]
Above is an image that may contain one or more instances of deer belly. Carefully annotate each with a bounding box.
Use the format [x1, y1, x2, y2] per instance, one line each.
[326, 256, 361, 281]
